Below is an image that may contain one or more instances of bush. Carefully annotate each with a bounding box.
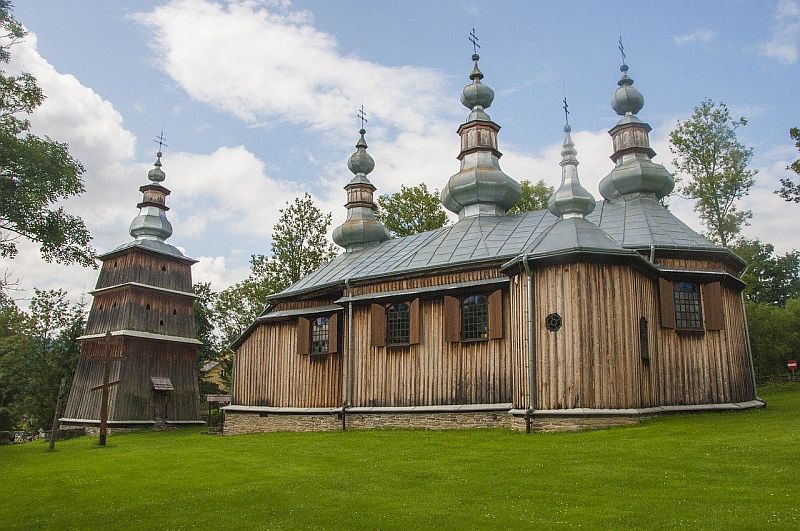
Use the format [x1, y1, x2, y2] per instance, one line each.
[747, 298, 800, 382]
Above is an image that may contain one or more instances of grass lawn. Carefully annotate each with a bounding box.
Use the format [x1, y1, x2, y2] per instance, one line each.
[1, 384, 799, 529]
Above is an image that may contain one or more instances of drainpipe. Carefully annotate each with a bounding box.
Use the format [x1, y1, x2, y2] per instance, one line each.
[521, 253, 536, 413]
[649, 244, 655, 263]
[345, 278, 354, 407]
[738, 265, 759, 401]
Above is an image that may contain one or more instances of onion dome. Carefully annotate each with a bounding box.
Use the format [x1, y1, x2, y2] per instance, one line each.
[347, 129, 375, 175]
[460, 54, 495, 122]
[548, 124, 595, 219]
[610, 64, 644, 116]
[598, 59, 674, 201]
[441, 53, 521, 219]
[129, 151, 173, 241]
[332, 127, 390, 252]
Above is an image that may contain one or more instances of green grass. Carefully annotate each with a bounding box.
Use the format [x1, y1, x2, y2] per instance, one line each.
[2, 385, 799, 530]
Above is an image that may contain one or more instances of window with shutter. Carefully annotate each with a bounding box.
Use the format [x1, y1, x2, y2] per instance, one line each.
[674, 282, 703, 331]
[310, 317, 330, 354]
[386, 302, 411, 346]
[461, 295, 489, 341]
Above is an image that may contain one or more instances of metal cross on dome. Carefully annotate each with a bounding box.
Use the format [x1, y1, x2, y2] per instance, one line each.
[356, 105, 368, 130]
[154, 130, 168, 153]
[618, 36, 627, 65]
[563, 97, 570, 126]
[469, 27, 480, 55]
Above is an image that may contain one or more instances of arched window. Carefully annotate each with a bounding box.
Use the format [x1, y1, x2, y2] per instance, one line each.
[310, 317, 330, 354]
[461, 295, 489, 341]
[386, 302, 410, 346]
[674, 282, 702, 330]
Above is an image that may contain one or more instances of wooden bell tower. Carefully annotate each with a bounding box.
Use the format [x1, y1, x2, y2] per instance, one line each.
[62, 147, 203, 428]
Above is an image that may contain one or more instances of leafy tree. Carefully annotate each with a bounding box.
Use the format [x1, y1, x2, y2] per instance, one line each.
[0, 299, 32, 430]
[746, 299, 800, 382]
[0, 289, 85, 431]
[375, 183, 448, 237]
[669, 99, 757, 247]
[506, 179, 554, 215]
[731, 239, 800, 306]
[212, 194, 335, 352]
[776, 127, 800, 203]
[260, 193, 337, 288]
[0, 2, 95, 268]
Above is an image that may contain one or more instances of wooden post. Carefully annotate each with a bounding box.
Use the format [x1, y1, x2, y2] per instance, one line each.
[48, 377, 66, 451]
[90, 331, 124, 447]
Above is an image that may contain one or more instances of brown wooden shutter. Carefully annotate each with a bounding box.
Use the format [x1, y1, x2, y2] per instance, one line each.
[328, 313, 338, 353]
[296, 316, 310, 354]
[370, 303, 386, 347]
[409, 298, 421, 345]
[703, 282, 724, 331]
[443, 295, 461, 342]
[658, 278, 676, 329]
[488, 289, 504, 339]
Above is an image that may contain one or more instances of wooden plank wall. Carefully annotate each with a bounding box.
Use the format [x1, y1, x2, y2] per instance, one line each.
[96, 251, 192, 291]
[234, 320, 342, 407]
[531, 262, 754, 410]
[86, 288, 195, 337]
[350, 269, 504, 296]
[658, 256, 741, 276]
[64, 337, 200, 421]
[347, 294, 512, 407]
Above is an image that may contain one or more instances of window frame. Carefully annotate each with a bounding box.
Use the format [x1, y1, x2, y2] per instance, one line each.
[673, 281, 704, 332]
[309, 316, 330, 354]
[386, 302, 411, 347]
[460, 294, 490, 342]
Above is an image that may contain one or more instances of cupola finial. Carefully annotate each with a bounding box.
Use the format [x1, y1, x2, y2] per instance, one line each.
[598, 44, 675, 201]
[548, 103, 595, 219]
[333, 117, 390, 252]
[130, 134, 174, 241]
[441, 35, 521, 219]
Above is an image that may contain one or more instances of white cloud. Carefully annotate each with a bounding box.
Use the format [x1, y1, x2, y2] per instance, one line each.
[673, 29, 716, 46]
[132, 0, 452, 137]
[759, 0, 800, 63]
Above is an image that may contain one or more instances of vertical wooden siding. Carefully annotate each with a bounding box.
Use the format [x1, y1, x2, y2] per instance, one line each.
[531, 263, 754, 410]
[96, 251, 193, 292]
[64, 337, 199, 421]
[234, 320, 342, 407]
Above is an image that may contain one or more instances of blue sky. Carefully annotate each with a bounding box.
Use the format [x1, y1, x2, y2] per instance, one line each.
[5, 0, 800, 302]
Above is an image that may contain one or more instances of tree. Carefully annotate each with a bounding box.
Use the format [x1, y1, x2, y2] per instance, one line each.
[375, 183, 448, 237]
[730, 239, 800, 306]
[261, 193, 337, 288]
[0, 2, 95, 268]
[506, 179, 554, 215]
[212, 194, 336, 350]
[746, 299, 800, 382]
[776, 127, 800, 203]
[669, 99, 757, 247]
[0, 289, 85, 431]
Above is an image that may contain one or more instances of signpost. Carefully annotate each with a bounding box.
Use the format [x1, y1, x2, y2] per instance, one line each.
[90, 331, 124, 446]
[788, 360, 797, 373]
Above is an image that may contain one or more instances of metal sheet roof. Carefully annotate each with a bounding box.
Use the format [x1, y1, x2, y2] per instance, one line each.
[275, 193, 723, 299]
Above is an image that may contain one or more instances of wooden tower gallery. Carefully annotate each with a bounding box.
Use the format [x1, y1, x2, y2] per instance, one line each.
[62, 151, 203, 428]
[223, 50, 762, 434]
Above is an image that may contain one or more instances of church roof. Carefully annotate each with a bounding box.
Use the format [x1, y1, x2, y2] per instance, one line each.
[272, 193, 737, 300]
[99, 238, 197, 264]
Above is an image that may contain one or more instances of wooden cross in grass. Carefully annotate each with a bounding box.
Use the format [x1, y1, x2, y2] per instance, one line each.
[90, 331, 125, 446]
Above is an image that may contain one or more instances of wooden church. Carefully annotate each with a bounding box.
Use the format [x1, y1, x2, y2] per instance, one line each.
[223, 52, 763, 433]
[62, 151, 203, 428]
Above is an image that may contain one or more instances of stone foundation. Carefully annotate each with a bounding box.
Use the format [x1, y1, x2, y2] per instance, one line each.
[222, 399, 765, 435]
[223, 410, 640, 434]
